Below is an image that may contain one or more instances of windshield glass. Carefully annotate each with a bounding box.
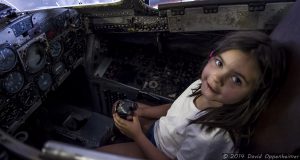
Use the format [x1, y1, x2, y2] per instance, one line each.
[149, 0, 195, 8]
[1, 0, 198, 11]
[0, 0, 121, 12]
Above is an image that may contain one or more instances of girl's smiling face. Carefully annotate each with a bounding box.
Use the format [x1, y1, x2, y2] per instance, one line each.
[201, 49, 261, 105]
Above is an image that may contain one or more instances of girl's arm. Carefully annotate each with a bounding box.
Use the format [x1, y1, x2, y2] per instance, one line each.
[136, 103, 172, 119]
[113, 113, 171, 160]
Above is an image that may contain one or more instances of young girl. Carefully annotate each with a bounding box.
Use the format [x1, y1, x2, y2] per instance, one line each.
[97, 31, 287, 159]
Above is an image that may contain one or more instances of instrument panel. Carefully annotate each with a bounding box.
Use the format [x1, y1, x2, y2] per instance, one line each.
[88, 1, 293, 33]
[0, 8, 86, 133]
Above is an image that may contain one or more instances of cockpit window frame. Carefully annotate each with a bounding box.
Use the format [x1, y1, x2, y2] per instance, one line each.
[0, 0, 122, 12]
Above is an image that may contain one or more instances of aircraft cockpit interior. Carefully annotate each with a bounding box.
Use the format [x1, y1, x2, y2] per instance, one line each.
[0, 0, 300, 159]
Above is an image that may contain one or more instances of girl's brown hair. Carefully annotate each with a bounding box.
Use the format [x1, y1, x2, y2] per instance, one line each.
[190, 31, 287, 149]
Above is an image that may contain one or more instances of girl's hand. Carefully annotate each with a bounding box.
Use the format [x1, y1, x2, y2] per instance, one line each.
[111, 100, 120, 115]
[126, 102, 148, 120]
[113, 113, 143, 140]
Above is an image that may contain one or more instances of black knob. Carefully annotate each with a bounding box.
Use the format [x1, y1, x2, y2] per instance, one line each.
[115, 99, 138, 119]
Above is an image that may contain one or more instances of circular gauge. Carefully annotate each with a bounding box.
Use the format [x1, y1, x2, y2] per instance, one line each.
[49, 41, 62, 57]
[0, 47, 16, 72]
[37, 73, 52, 91]
[2, 72, 24, 94]
[26, 42, 47, 73]
[18, 85, 40, 107]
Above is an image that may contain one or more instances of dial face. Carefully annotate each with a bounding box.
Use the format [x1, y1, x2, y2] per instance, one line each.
[2, 72, 24, 94]
[0, 47, 16, 72]
[37, 73, 52, 91]
[26, 42, 46, 73]
[49, 41, 62, 57]
[18, 86, 39, 107]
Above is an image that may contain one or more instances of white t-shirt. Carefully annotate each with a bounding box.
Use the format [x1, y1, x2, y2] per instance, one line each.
[153, 80, 235, 159]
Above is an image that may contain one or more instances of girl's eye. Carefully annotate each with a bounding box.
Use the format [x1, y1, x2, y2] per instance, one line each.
[232, 76, 242, 86]
[215, 59, 223, 67]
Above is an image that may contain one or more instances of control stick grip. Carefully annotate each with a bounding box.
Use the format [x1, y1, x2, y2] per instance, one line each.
[115, 99, 138, 119]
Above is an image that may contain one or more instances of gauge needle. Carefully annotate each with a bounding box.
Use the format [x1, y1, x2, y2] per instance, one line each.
[25, 96, 30, 104]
